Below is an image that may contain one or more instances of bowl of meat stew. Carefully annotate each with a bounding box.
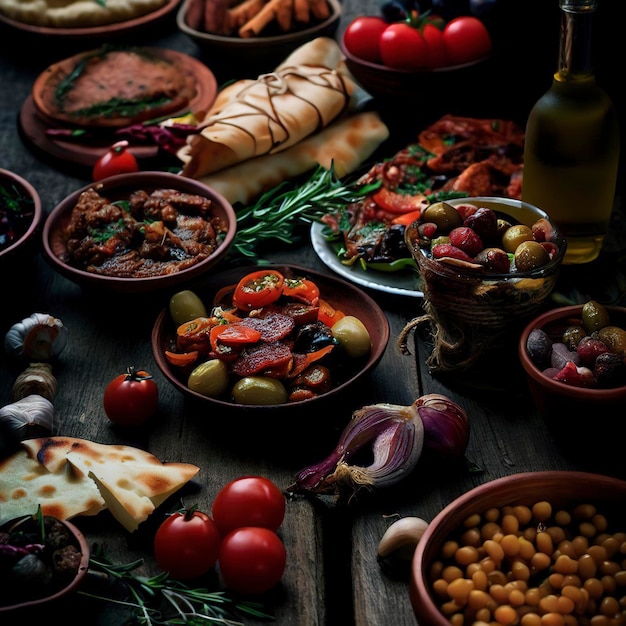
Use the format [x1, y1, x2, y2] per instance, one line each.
[42, 172, 236, 293]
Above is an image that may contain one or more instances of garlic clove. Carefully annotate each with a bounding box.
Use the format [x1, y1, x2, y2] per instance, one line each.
[377, 516, 429, 576]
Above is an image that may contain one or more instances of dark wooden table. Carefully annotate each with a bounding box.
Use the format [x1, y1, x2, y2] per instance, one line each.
[1, 1, 625, 624]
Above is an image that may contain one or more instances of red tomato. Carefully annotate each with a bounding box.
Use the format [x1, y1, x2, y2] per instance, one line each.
[372, 187, 426, 214]
[317, 299, 345, 327]
[103, 366, 158, 427]
[219, 527, 286, 595]
[342, 16, 388, 63]
[232, 269, 285, 310]
[154, 508, 221, 580]
[442, 16, 492, 66]
[282, 277, 320, 306]
[422, 23, 448, 68]
[92, 140, 139, 182]
[379, 23, 429, 71]
[212, 476, 286, 537]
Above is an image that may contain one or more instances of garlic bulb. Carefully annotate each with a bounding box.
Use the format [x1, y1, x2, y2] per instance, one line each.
[0, 394, 54, 441]
[12, 362, 57, 402]
[4, 313, 68, 361]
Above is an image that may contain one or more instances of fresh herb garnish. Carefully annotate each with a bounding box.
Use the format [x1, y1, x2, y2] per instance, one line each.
[83, 545, 273, 625]
[0, 180, 35, 250]
[230, 163, 375, 260]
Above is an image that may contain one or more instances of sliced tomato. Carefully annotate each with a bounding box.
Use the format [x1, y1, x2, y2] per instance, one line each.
[209, 323, 262, 351]
[176, 317, 216, 353]
[165, 350, 200, 367]
[282, 277, 320, 306]
[317, 299, 345, 327]
[232, 270, 285, 310]
[372, 187, 428, 214]
[391, 209, 423, 226]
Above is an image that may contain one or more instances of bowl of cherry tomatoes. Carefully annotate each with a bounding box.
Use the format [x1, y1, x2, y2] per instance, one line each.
[341, 12, 492, 99]
[151, 264, 390, 416]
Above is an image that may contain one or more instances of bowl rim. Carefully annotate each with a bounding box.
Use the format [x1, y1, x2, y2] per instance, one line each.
[151, 263, 390, 411]
[0, 515, 90, 612]
[411, 470, 626, 625]
[177, 0, 341, 43]
[0, 168, 43, 259]
[519, 303, 626, 399]
[340, 37, 490, 74]
[41, 171, 237, 293]
[410, 196, 567, 281]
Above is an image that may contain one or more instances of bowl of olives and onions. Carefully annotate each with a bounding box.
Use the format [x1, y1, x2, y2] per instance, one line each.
[519, 300, 626, 466]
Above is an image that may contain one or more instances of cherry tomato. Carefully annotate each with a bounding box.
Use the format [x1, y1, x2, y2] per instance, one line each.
[92, 140, 139, 182]
[379, 23, 429, 71]
[232, 269, 285, 310]
[442, 16, 492, 66]
[422, 23, 448, 68]
[103, 366, 158, 427]
[282, 277, 320, 306]
[154, 507, 221, 580]
[218, 527, 286, 595]
[342, 16, 388, 63]
[212, 476, 286, 537]
[317, 299, 345, 327]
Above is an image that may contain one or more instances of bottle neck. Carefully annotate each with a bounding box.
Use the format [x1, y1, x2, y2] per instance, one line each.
[556, 0, 596, 82]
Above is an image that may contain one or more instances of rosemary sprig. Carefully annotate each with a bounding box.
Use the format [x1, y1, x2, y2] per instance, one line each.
[230, 163, 378, 260]
[82, 545, 273, 625]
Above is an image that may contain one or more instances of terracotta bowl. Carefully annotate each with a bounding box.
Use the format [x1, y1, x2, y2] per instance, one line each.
[0, 168, 43, 268]
[177, 0, 341, 74]
[340, 38, 491, 101]
[410, 471, 626, 625]
[151, 264, 389, 415]
[519, 303, 626, 460]
[42, 172, 236, 294]
[0, 514, 90, 612]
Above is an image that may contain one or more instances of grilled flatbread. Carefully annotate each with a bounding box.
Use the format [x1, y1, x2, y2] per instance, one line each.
[179, 37, 361, 178]
[0, 437, 200, 532]
[198, 111, 389, 205]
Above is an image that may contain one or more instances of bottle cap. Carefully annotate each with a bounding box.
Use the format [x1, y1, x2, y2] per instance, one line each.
[560, 0, 597, 11]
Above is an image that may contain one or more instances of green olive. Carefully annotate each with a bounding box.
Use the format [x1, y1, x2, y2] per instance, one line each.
[513, 240, 550, 272]
[562, 326, 586, 351]
[421, 202, 464, 234]
[331, 315, 371, 358]
[598, 326, 626, 356]
[501, 224, 534, 253]
[231, 376, 288, 405]
[169, 290, 208, 326]
[582, 300, 610, 334]
[187, 360, 229, 398]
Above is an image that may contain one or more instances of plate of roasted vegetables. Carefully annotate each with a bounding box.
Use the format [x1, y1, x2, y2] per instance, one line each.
[151, 264, 390, 414]
[312, 114, 526, 297]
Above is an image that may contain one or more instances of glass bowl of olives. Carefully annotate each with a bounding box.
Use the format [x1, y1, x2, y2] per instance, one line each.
[519, 301, 626, 467]
[402, 197, 566, 373]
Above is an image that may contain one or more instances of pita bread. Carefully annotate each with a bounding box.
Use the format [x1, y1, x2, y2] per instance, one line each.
[0, 448, 106, 525]
[197, 111, 390, 206]
[179, 37, 361, 178]
[2, 437, 200, 532]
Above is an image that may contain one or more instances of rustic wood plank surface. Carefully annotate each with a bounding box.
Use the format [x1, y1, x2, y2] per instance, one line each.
[1, 1, 625, 624]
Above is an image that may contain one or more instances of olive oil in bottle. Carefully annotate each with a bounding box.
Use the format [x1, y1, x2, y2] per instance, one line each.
[521, 0, 619, 264]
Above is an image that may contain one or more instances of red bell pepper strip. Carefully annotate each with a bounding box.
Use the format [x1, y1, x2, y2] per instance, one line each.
[372, 187, 427, 214]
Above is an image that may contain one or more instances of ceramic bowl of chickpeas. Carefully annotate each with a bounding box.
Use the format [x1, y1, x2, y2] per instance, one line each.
[410, 471, 626, 626]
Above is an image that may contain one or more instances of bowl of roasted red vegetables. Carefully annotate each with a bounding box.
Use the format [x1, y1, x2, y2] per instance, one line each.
[519, 301, 626, 460]
[151, 264, 390, 412]
[410, 471, 626, 625]
[42, 172, 236, 294]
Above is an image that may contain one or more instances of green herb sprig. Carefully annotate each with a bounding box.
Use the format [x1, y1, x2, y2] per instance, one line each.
[230, 163, 377, 260]
[82, 545, 273, 625]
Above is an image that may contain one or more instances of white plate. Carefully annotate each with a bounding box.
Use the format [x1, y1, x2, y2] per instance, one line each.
[310, 222, 423, 298]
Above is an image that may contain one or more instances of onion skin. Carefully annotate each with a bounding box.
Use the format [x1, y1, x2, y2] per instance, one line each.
[415, 394, 469, 460]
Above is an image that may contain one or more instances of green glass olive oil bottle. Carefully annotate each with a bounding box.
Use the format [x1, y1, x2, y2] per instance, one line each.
[521, 0, 620, 264]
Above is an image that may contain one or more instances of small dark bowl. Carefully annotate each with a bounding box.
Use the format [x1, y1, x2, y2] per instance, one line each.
[0, 169, 43, 268]
[340, 38, 491, 101]
[519, 303, 626, 462]
[177, 0, 341, 74]
[0, 514, 90, 613]
[42, 172, 236, 294]
[151, 264, 389, 414]
[410, 471, 626, 625]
